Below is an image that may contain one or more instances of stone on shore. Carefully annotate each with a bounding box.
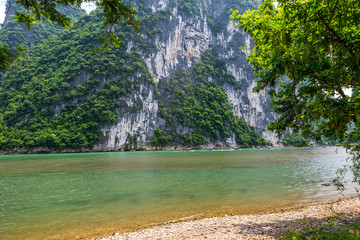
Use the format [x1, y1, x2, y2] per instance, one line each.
[96, 197, 360, 240]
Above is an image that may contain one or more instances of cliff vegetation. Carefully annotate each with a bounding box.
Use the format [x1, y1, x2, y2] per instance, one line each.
[0, 0, 269, 152]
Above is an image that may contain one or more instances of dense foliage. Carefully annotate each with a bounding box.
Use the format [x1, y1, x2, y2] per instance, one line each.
[206, 0, 261, 33]
[0, 9, 154, 150]
[231, 0, 360, 140]
[231, 0, 360, 179]
[11, 0, 140, 45]
[282, 133, 306, 147]
[178, 0, 200, 15]
[0, 0, 140, 70]
[0, 0, 86, 50]
[282, 133, 340, 147]
[155, 50, 268, 148]
[0, 1, 268, 151]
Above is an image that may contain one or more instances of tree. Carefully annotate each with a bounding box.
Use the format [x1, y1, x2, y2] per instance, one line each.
[0, 0, 140, 70]
[0, 44, 19, 70]
[230, 0, 359, 179]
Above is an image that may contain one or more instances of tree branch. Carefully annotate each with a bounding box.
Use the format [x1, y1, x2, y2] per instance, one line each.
[317, 13, 359, 67]
[29, 0, 41, 18]
[336, 87, 347, 99]
[328, 0, 339, 24]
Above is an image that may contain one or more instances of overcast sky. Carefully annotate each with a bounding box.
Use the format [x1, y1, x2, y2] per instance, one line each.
[0, 1, 96, 24]
[0, 0, 5, 23]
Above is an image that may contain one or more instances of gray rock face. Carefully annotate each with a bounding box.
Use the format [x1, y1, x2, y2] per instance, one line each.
[99, 85, 165, 150]
[98, 0, 278, 149]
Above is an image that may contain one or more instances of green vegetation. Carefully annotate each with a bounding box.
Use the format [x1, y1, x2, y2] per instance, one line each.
[0, 0, 86, 50]
[133, 2, 173, 53]
[231, 0, 359, 141]
[0, 2, 85, 69]
[0, 0, 140, 70]
[282, 133, 340, 147]
[231, 0, 360, 182]
[282, 133, 306, 147]
[280, 216, 360, 240]
[0, 44, 20, 70]
[178, 0, 200, 15]
[124, 133, 138, 150]
[12, 0, 140, 46]
[151, 128, 207, 149]
[0, 9, 154, 151]
[154, 50, 268, 148]
[206, 0, 261, 34]
[0, 2, 267, 151]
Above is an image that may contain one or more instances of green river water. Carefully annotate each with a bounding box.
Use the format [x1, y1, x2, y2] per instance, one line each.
[0, 147, 356, 239]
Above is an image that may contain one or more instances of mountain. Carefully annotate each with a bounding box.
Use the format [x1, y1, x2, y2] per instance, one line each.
[0, 0, 86, 49]
[0, 0, 277, 153]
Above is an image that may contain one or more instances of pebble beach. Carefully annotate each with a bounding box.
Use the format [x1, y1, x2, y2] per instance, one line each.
[97, 197, 360, 240]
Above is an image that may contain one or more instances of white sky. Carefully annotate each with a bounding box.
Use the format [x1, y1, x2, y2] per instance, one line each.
[0, 0, 5, 24]
[0, 1, 96, 24]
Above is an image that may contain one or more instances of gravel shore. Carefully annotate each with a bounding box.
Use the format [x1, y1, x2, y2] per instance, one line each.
[97, 197, 360, 240]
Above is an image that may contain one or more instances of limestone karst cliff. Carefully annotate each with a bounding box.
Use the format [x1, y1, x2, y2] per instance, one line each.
[98, 0, 277, 150]
[0, 0, 277, 152]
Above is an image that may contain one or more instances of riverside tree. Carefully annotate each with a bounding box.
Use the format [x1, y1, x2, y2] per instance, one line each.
[0, 0, 140, 69]
[231, 0, 360, 181]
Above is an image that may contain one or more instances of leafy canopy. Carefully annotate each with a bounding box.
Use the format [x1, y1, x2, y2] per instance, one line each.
[0, 0, 140, 69]
[12, 0, 140, 44]
[231, 0, 359, 178]
[0, 1, 85, 55]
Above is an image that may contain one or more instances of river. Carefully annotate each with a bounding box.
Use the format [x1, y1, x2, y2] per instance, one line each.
[0, 147, 357, 239]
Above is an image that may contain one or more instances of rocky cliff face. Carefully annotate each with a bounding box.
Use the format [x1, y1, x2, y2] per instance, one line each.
[97, 85, 164, 151]
[0, 0, 277, 153]
[99, 0, 278, 150]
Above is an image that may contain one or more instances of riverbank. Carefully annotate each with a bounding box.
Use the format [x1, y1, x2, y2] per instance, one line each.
[1, 145, 335, 155]
[97, 197, 360, 240]
[0, 146, 258, 154]
[0, 146, 271, 155]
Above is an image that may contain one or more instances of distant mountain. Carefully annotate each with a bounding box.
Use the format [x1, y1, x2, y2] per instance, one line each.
[0, 0, 86, 49]
[0, 0, 277, 153]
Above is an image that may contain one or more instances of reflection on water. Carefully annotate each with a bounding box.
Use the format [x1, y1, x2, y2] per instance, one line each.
[0, 147, 356, 239]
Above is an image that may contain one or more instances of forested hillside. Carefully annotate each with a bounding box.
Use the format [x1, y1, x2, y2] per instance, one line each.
[0, 0, 273, 152]
[155, 50, 267, 148]
[0, 0, 86, 50]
